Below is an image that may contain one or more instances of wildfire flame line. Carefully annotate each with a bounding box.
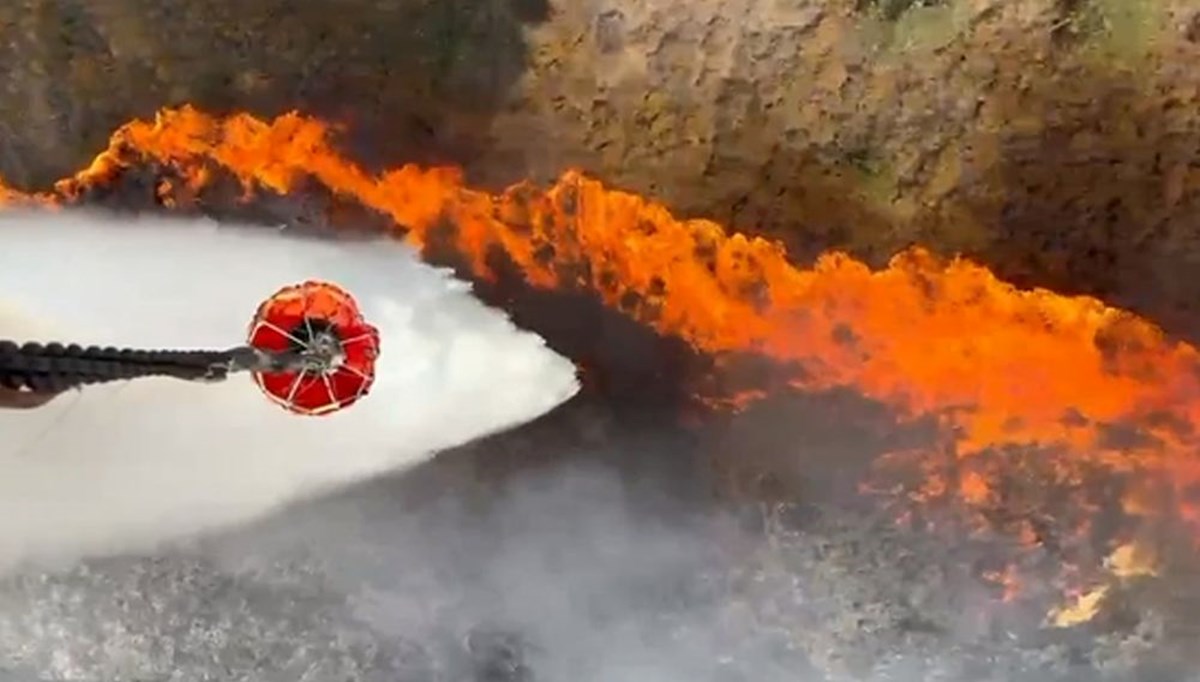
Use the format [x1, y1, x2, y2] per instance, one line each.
[2, 106, 1197, 613]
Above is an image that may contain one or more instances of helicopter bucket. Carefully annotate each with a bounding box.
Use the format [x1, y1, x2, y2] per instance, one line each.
[246, 280, 380, 415]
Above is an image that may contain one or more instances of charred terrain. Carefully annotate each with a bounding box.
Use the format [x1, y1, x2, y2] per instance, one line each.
[2, 0, 1200, 680]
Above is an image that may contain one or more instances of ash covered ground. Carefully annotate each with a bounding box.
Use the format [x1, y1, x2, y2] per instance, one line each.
[1, 390, 1197, 681]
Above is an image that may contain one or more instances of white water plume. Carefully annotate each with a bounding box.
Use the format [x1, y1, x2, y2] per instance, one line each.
[0, 210, 579, 573]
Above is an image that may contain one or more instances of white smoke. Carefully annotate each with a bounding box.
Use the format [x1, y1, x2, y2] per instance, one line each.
[0, 210, 579, 574]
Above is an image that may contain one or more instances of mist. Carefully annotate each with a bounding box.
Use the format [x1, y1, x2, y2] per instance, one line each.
[0, 210, 579, 573]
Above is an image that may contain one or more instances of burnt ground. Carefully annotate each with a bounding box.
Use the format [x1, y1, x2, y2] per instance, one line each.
[1, 394, 1197, 682]
[3, 0, 1200, 680]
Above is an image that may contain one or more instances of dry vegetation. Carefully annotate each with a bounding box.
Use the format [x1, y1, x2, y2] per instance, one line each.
[0, 0, 548, 187]
[497, 0, 1200, 335]
[1, 0, 1198, 335]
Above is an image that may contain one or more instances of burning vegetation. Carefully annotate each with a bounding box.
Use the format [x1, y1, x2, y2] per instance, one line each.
[2, 105, 1200, 624]
[2, 105, 1199, 649]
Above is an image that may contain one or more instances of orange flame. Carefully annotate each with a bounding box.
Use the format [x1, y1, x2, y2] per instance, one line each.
[3, 106, 1197, 608]
[0, 177, 55, 208]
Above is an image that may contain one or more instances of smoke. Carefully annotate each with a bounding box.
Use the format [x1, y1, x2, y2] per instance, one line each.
[0, 213, 1186, 682]
[0, 431, 1183, 682]
[0, 210, 579, 573]
[177, 435, 821, 682]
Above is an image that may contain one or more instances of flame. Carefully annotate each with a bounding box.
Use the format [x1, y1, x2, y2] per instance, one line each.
[1047, 584, 1109, 628]
[1105, 541, 1158, 580]
[2, 106, 1197, 614]
[1044, 541, 1159, 627]
[0, 177, 55, 208]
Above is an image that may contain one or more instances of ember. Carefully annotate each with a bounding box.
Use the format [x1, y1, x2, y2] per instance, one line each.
[3, 105, 1198, 622]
